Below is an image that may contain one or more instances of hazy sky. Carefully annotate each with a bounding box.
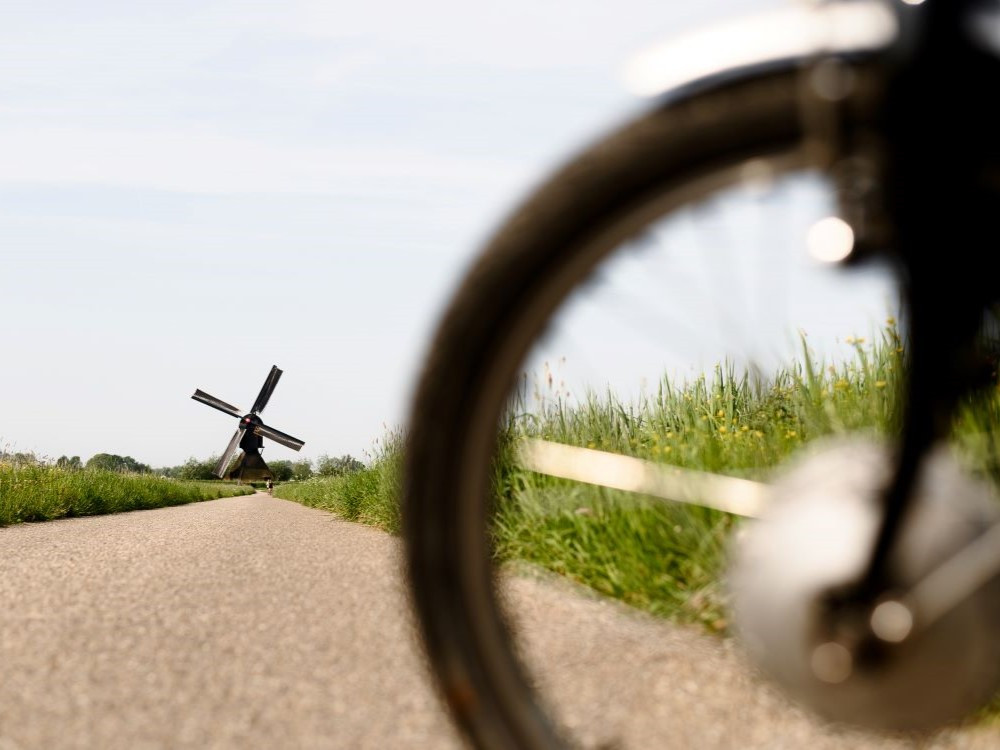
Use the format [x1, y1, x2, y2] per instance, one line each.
[2, 0, 795, 467]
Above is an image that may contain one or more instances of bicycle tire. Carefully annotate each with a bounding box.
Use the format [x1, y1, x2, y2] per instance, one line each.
[404, 61, 886, 750]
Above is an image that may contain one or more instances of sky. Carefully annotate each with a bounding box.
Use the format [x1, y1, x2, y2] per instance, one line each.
[2, 0, 882, 468]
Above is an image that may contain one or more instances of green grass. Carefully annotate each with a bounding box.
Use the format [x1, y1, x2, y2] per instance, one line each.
[272, 322, 1000, 632]
[0, 463, 254, 527]
[491, 326, 912, 629]
[490, 329, 908, 629]
[273, 428, 402, 533]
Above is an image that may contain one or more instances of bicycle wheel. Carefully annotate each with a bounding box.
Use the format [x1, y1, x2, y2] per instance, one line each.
[403, 51, 997, 746]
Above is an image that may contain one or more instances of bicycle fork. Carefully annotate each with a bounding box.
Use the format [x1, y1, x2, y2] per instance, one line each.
[805, 0, 1000, 674]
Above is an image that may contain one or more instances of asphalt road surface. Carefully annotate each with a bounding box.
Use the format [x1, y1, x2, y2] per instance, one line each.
[2, 493, 999, 749]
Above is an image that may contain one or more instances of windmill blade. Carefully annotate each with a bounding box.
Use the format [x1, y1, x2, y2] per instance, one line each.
[214, 429, 244, 477]
[254, 423, 305, 451]
[250, 365, 283, 415]
[192, 389, 243, 419]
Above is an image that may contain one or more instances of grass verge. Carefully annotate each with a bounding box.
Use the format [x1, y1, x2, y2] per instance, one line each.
[273, 428, 402, 533]
[0, 464, 254, 527]
[493, 326, 909, 630]
[274, 323, 1000, 632]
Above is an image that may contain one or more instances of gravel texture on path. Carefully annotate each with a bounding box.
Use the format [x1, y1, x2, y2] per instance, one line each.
[1, 493, 998, 749]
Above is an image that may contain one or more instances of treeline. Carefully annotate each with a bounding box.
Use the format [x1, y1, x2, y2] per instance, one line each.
[1, 450, 365, 483]
[162, 453, 364, 482]
[163, 453, 365, 481]
[2, 451, 151, 474]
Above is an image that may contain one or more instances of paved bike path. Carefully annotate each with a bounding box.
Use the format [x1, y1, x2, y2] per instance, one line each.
[0, 494, 460, 749]
[1, 494, 998, 749]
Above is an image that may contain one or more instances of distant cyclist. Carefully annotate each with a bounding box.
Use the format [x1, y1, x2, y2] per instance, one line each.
[266, 478, 274, 494]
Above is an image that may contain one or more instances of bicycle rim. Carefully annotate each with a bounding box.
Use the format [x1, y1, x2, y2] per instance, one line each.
[403, 61, 928, 749]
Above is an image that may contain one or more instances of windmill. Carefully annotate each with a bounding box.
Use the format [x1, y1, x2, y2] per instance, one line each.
[191, 365, 305, 482]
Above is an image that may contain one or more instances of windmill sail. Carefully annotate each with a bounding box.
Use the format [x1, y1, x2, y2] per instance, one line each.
[250, 366, 282, 415]
[191, 365, 305, 483]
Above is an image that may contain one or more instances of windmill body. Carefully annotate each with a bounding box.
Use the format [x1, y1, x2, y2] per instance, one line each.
[191, 366, 305, 482]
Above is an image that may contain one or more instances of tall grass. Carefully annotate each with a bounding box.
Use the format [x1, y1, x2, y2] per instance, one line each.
[273, 322, 1000, 631]
[0, 462, 253, 527]
[494, 326, 908, 629]
[273, 428, 403, 533]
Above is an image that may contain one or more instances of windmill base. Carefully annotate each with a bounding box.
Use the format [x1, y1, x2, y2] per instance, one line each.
[226, 451, 273, 483]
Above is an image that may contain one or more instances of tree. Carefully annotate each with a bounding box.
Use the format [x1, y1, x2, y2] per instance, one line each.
[85, 453, 151, 474]
[315, 454, 365, 477]
[176, 456, 219, 481]
[86, 453, 122, 472]
[268, 460, 294, 482]
[291, 459, 313, 481]
[1, 451, 40, 466]
[56, 455, 82, 470]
